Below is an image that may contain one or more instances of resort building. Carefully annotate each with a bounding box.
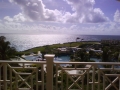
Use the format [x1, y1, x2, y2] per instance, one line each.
[21, 51, 43, 61]
[90, 49, 103, 54]
[53, 47, 71, 54]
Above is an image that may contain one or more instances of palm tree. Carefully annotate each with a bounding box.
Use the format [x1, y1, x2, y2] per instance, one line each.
[76, 37, 80, 42]
[0, 36, 17, 60]
[81, 39, 84, 41]
[102, 46, 112, 62]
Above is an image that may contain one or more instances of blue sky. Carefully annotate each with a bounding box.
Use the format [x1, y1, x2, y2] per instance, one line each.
[0, 0, 120, 35]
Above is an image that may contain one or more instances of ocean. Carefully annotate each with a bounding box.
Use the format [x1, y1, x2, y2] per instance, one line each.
[0, 33, 120, 51]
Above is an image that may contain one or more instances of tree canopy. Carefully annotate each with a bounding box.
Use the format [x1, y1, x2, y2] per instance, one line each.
[0, 36, 17, 60]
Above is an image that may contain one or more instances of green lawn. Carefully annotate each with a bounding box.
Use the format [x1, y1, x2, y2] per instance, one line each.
[21, 41, 99, 55]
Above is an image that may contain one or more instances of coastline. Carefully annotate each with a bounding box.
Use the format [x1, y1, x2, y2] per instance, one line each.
[21, 41, 99, 54]
[1, 33, 120, 51]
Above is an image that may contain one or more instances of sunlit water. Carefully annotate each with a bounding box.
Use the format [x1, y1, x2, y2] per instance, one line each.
[1, 33, 120, 51]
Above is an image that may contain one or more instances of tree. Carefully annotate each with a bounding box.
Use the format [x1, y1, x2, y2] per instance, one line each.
[0, 36, 17, 60]
[102, 46, 112, 62]
[74, 49, 89, 62]
[76, 37, 80, 42]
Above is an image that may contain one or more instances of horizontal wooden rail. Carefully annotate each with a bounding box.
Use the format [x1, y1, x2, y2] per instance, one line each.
[1, 55, 120, 90]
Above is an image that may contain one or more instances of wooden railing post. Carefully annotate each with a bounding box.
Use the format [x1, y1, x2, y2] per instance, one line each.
[3, 63, 7, 90]
[45, 54, 55, 90]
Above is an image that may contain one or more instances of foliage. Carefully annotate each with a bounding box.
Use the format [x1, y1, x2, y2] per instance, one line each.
[102, 46, 111, 62]
[73, 49, 89, 62]
[0, 36, 17, 60]
[102, 45, 120, 62]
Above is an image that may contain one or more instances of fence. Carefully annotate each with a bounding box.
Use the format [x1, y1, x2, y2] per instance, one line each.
[0, 54, 120, 90]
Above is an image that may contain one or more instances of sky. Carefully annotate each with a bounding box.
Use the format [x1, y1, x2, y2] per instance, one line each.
[0, 0, 120, 35]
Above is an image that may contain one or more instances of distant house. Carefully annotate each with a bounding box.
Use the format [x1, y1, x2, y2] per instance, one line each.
[21, 51, 43, 61]
[57, 48, 70, 54]
[52, 47, 82, 55]
[69, 47, 82, 51]
[90, 49, 103, 54]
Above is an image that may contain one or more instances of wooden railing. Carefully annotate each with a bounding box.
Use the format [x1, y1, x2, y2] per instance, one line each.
[0, 54, 120, 90]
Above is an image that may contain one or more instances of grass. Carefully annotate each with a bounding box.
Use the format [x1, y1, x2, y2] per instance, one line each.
[21, 41, 99, 55]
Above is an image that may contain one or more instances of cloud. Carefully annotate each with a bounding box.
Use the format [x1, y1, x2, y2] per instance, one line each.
[114, 10, 120, 22]
[13, 13, 26, 22]
[64, 0, 109, 23]
[70, 25, 77, 30]
[4, 13, 26, 22]
[0, 19, 120, 35]
[8, 0, 109, 23]
[9, 0, 62, 22]
[4, 16, 13, 22]
[0, 20, 22, 33]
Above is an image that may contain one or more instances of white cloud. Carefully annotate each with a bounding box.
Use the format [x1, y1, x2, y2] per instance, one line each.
[0, 20, 120, 35]
[8, 0, 109, 23]
[114, 10, 120, 22]
[64, 0, 109, 23]
[32, 3, 38, 6]
[70, 25, 77, 30]
[2, 0, 120, 34]
[9, 0, 61, 21]
[4, 13, 26, 22]
[4, 16, 13, 22]
[13, 13, 26, 22]
[44, 9, 62, 21]
[0, 20, 23, 33]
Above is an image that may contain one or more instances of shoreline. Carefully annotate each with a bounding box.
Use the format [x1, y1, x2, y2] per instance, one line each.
[21, 41, 100, 54]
